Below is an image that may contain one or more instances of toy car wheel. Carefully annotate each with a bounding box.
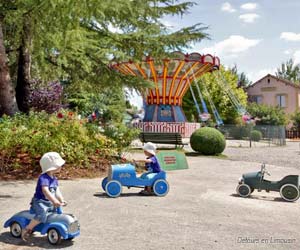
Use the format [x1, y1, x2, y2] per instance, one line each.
[153, 179, 169, 197]
[101, 177, 108, 191]
[280, 184, 300, 202]
[10, 222, 22, 238]
[236, 184, 251, 197]
[47, 228, 62, 245]
[105, 180, 122, 198]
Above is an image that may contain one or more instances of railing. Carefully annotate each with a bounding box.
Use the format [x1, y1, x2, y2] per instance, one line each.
[133, 122, 200, 138]
[285, 130, 300, 139]
[219, 124, 286, 146]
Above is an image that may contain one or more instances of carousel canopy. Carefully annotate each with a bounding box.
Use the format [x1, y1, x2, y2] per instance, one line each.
[111, 51, 220, 106]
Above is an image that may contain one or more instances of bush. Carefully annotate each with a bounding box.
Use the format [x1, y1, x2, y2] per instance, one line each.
[0, 111, 118, 173]
[190, 127, 226, 155]
[250, 130, 262, 142]
[29, 81, 65, 113]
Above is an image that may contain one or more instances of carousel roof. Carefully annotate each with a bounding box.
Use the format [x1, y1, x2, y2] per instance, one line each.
[111, 51, 220, 105]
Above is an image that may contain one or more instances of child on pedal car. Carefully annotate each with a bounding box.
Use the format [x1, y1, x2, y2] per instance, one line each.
[138, 142, 162, 195]
[21, 152, 67, 241]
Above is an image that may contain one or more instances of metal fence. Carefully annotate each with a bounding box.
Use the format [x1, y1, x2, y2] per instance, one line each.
[285, 130, 300, 139]
[218, 124, 286, 147]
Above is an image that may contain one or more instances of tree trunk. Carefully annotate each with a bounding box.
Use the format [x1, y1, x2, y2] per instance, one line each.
[0, 18, 19, 116]
[15, 15, 32, 113]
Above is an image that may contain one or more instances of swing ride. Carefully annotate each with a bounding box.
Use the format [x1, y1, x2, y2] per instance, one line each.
[111, 51, 250, 136]
[111, 52, 220, 122]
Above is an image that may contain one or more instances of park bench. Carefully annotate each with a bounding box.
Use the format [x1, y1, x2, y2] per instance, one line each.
[139, 132, 188, 148]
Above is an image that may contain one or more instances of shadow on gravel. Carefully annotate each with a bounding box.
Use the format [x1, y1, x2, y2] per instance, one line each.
[0, 232, 74, 249]
[185, 152, 227, 158]
[231, 193, 286, 203]
[0, 195, 13, 199]
[94, 192, 155, 198]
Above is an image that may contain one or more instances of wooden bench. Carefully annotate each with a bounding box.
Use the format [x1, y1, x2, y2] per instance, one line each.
[139, 132, 188, 148]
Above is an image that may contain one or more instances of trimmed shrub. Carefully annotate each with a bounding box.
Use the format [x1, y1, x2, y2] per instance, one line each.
[250, 130, 262, 142]
[190, 127, 226, 155]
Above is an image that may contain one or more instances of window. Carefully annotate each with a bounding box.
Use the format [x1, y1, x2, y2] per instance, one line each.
[276, 95, 286, 108]
[251, 95, 263, 104]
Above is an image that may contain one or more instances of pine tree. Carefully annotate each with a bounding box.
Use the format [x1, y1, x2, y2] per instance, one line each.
[1, 0, 210, 116]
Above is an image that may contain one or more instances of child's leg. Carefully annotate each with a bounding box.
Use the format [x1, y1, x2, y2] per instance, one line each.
[26, 219, 40, 230]
[22, 199, 51, 241]
[22, 219, 40, 241]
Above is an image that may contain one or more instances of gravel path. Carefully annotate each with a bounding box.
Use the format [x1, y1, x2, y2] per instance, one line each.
[224, 140, 300, 169]
[1, 157, 300, 250]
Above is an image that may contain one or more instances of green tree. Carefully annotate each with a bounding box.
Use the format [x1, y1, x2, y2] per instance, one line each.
[183, 66, 248, 124]
[290, 109, 300, 129]
[0, 2, 19, 116]
[276, 59, 300, 83]
[230, 65, 252, 89]
[247, 102, 287, 126]
[1, 0, 210, 116]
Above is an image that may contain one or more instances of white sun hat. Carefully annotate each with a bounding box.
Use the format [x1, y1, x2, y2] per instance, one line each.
[142, 142, 157, 155]
[40, 152, 65, 174]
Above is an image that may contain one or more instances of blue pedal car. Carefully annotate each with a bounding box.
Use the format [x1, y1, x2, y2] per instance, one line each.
[101, 163, 169, 197]
[4, 206, 80, 245]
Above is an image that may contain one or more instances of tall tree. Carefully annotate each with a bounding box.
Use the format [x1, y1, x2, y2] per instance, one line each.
[276, 58, 300, 83]
[1, 0, 210, 116]
[0, 3, 19, 116]
[230, 64, 252, 89]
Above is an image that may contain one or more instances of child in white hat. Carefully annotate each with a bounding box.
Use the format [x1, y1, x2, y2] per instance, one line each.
[139, 142, 162, 195]
[21, 152, 67, 241]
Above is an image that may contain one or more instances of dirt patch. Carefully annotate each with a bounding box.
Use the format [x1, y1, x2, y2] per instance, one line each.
[0, 157, 114, 181]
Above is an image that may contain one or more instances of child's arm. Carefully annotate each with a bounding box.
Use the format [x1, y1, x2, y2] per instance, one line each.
[135, 159, 152, 163]
[55, 187, 66, 204]
[42, 186, 61, 207]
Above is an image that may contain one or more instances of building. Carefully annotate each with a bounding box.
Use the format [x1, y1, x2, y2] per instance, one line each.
[246, 74, 300, 114]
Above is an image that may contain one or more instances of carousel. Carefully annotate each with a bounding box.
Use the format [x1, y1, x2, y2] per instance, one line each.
[111, 51, 220, 137]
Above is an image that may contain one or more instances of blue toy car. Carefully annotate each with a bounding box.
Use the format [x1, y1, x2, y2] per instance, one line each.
[101, 163, 169, 197]
[4, 206, 80, 245]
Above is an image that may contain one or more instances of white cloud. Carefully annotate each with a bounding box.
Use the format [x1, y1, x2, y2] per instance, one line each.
[247, 68, 277, 82]
[160, 19, 177, 31]
[280, 32, 300, 42]
[293, 50, 300, 65]
[239, 13, 259, 23]
[240, 3, 258, 11]
[284, 50, 292, 55]
[202, 35, 261, 57]
[221, 2, 236, 13]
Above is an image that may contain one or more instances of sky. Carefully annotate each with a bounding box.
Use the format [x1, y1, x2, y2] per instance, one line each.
[129, 0, 300, 107]
[163, 0, 300, 81]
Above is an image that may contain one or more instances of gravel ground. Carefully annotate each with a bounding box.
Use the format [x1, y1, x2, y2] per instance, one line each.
[224, 140, 300, 169]
[1, 157, 300, 250]
[1, 140, 300, 250]
[134, 139, 300, 169]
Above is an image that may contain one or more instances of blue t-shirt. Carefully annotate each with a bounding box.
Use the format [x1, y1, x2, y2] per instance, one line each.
[145, 155, 161, 173]
[33, 173, 58, 201]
